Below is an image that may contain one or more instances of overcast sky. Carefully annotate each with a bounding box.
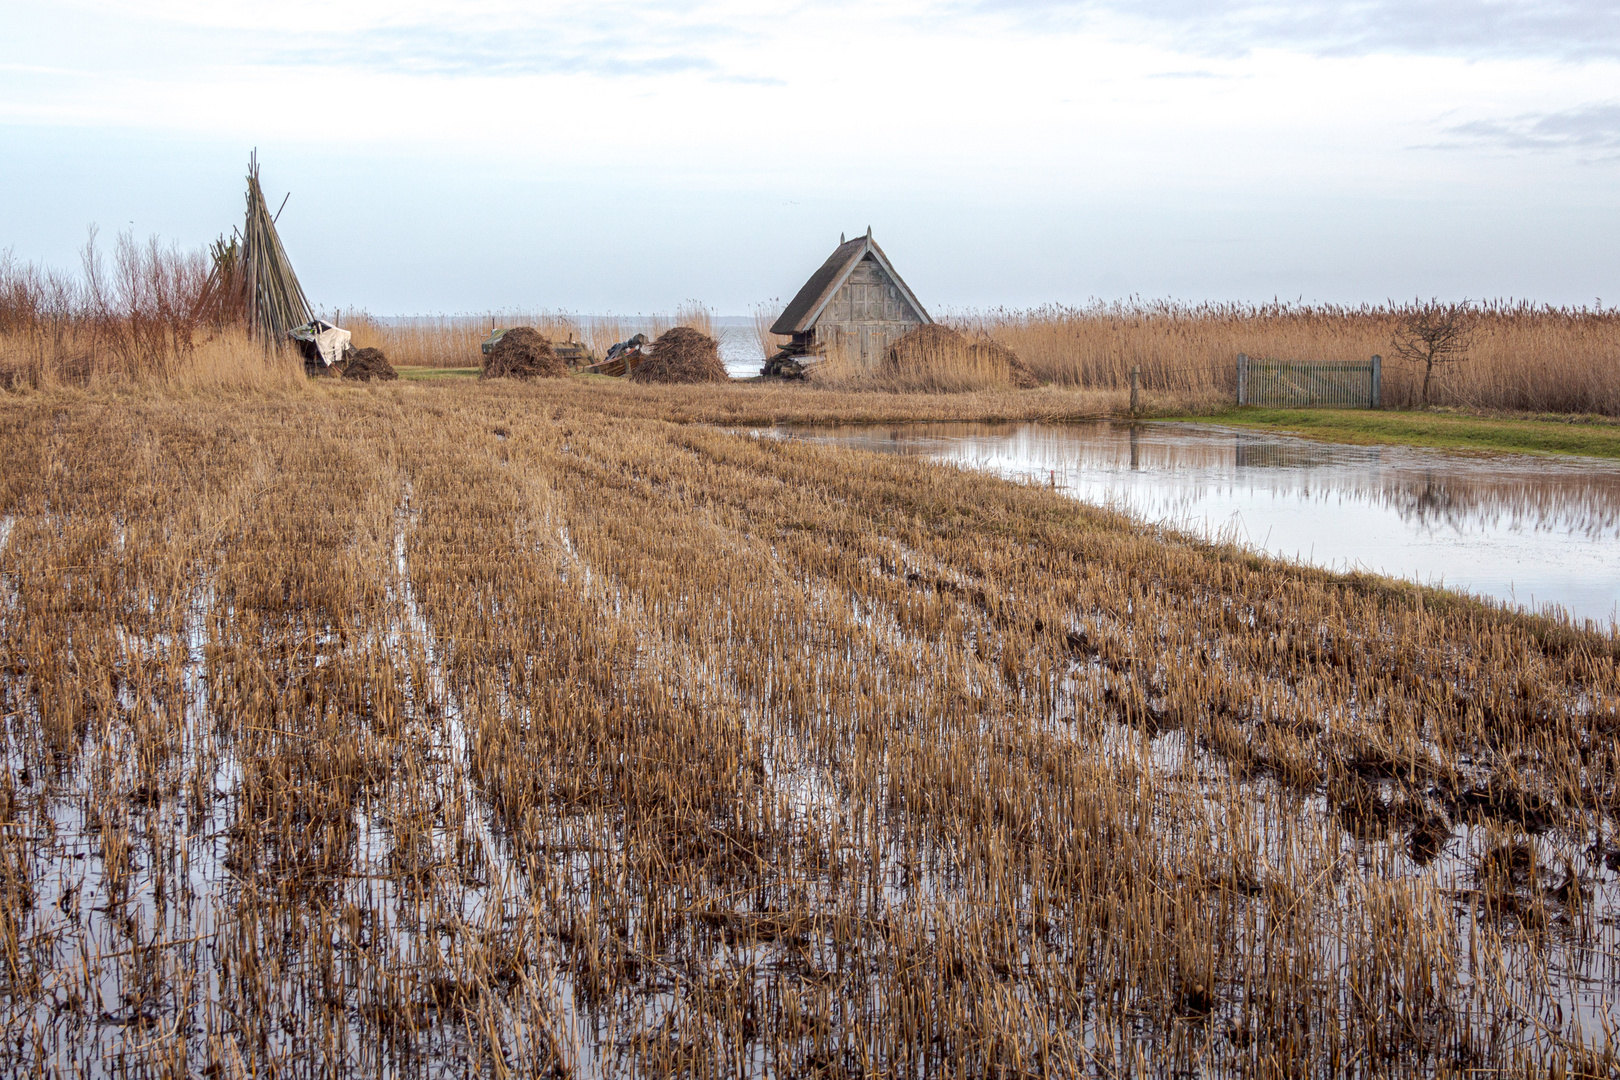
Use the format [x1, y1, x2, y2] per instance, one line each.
[2, 1, 1617, 313]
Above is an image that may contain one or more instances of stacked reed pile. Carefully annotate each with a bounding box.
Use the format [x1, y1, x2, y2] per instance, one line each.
[809, 323, 1038, 392]
[340, 346, 397, 381]
[342, 305, 715, 369]
[628, 326, 728, 383]
[344, 312, 587, 368]
[889, 324, 1037, 389]
[0, 383, 1613, 1076]
[481, 327, 567, 379]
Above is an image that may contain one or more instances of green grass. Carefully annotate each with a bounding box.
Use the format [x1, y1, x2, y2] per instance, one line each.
[399, 367, 481, 380]
[1166, 407, 1620, 460]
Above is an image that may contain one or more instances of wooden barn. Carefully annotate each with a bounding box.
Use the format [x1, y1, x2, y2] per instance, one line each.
[770, 228, 931, 370]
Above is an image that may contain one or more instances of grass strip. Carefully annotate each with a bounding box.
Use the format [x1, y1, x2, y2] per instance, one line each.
[1170, 406, 1620, 459]
[397, 366, 482, 380]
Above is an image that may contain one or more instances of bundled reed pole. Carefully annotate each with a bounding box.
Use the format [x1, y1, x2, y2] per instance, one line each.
[240, 151, 312, 349]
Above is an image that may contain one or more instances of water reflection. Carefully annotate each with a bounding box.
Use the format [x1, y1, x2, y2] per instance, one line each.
[762, 421, 1620, 626]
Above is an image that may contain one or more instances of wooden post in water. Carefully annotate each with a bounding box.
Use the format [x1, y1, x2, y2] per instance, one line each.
[1370, 354, 1382, 408]
[1236, 353, 1249, 406]
[1130, 365, 1140, 416]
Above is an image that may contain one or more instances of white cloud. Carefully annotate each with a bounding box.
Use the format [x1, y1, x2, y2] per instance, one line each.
[977, 1, 1620, 60]
[2, 0, 1617, 308]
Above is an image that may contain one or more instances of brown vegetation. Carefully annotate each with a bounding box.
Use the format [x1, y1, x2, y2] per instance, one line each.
[481, 327, 567, 380]
[345, 312, 586, 368]
[341, 346, 398, 382]
[0, 381, 1614, 1075]
[1392, 300, 1474, 406]
[888, 324, 1039, 389]
[0, 234, 301, 390]
[753, 300, 788, 361]
[812, 324, 1041, 392]
[962, 300, 1620, 414]
[628, 326, 729, 384]
[345, 304, 716, 369]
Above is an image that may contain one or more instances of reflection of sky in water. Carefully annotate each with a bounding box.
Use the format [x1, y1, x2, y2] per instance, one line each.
[768, 421, 1620, 628]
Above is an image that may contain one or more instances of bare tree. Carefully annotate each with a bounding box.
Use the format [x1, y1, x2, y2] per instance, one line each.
[1391, 299, 1473, 407]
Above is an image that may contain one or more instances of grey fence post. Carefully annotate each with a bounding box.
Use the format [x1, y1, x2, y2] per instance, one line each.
[1236, 353, 1248, 406]
[1370, 354, 1382, 408]
[1130, 365, 1141, 416]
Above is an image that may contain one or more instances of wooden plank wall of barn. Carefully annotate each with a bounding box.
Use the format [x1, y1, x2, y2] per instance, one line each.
[816, 258, 925, 366]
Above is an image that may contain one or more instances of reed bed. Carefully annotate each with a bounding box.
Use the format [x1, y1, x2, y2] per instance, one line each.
[811, 327, 1038, 394]
[0, 381, 1614, 1076]
[0, 236, 301, 391]
[343, 312, 587, 369]
[960, 301, 1620, 415]
[344, 304, 717, 369]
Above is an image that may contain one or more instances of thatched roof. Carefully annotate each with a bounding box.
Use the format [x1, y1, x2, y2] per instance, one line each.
[770, 229, 931, 336]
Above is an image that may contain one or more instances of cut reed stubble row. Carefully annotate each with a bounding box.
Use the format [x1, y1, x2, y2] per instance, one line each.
[0, 382, 1614, 1076]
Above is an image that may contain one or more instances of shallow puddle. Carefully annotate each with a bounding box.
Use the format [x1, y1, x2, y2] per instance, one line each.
[760, 421, 1620, 626]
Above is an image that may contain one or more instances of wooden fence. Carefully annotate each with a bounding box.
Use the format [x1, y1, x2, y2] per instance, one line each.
[1237, 354, 1381, 409]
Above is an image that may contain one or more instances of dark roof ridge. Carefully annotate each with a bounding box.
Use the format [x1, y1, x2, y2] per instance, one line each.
[770, 233, 931, 336]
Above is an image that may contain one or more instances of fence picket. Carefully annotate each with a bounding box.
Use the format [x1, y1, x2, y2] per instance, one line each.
[1238, 357, 1380, 408]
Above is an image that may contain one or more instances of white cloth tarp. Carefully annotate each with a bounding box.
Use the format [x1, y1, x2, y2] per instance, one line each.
[288, 320, 353, 367]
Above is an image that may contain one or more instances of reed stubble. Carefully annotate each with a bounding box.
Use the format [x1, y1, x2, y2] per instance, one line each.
[0, 382, 1615, 1077]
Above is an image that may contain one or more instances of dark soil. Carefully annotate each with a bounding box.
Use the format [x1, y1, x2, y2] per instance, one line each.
[482, 327, 568, 380]
[628, 327, 729, 384]
[341, 348, 398, 382]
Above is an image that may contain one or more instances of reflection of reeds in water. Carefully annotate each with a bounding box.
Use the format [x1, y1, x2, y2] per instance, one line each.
[1, 385, 1616, 1076]
[818, 422, 1620, 538]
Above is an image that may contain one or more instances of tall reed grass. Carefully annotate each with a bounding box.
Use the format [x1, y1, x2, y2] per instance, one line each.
[959, 300, 1620, 414]
[753, 300, 787, 359]
[340, 311, 587, 368]
[809, 330, 1027, 393]
[344, 302, 718, 368]
[1, 233, 301, 390]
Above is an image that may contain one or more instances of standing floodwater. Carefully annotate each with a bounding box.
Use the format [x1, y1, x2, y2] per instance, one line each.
[763, 421, 1620, 626]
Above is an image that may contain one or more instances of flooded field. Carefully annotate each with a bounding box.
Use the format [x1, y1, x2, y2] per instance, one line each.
[765, 422, 1620, 627]
[1, 389, 1616, 1077]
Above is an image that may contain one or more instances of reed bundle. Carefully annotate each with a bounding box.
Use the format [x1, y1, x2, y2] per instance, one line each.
[238, 153, 312, 348]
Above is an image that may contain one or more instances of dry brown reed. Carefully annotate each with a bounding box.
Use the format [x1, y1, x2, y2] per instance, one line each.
[753, 300, 788, 360]
[628, 326, 728, 384]
[342, 311, 585, 368]
[0, 380, 1614, 1076]
[961, 300, 1620, 414]
[810, 325, 1039, 393]
[652, 300, 715, 341]
[344, 304, 717, 370]
[340, 347, 398, 382]
[1, 236, 302, 391]
[480, 327, 567, 381]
